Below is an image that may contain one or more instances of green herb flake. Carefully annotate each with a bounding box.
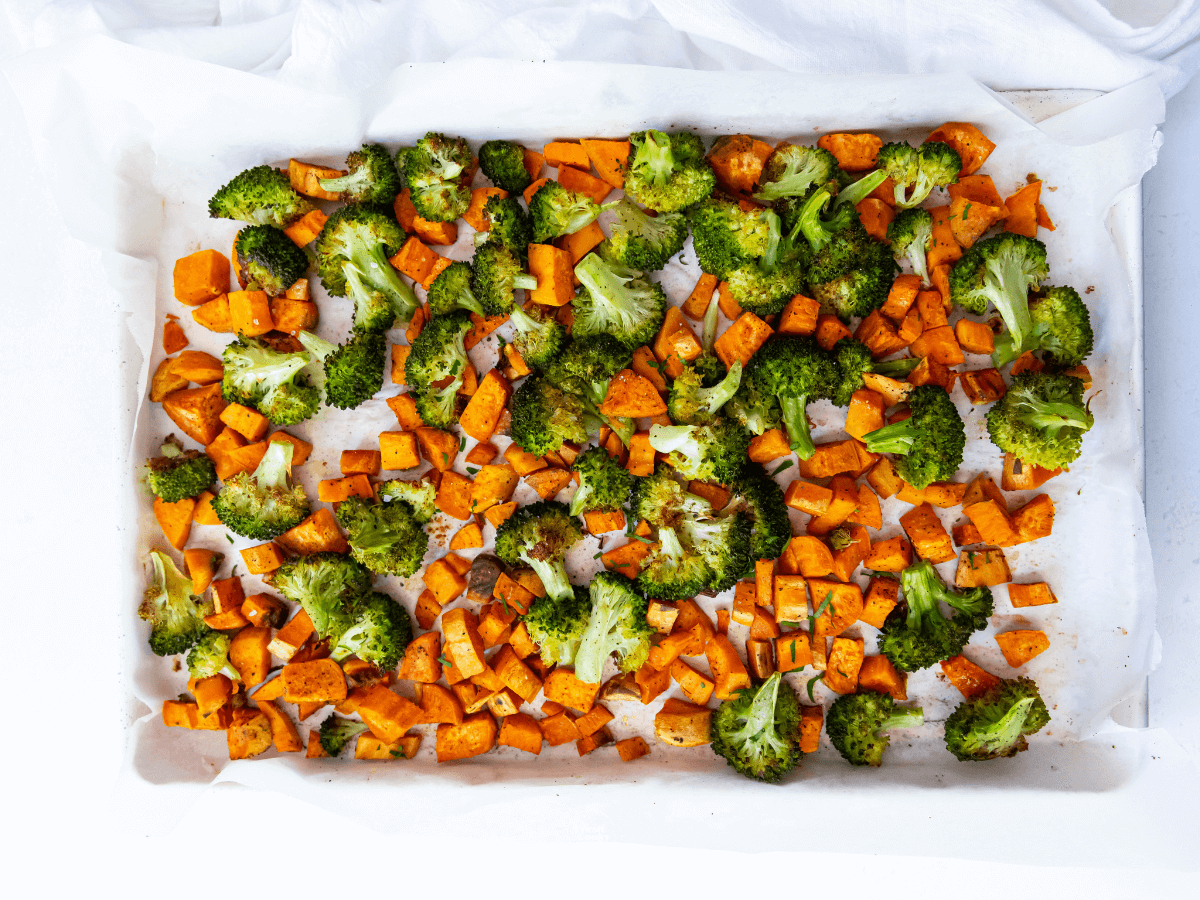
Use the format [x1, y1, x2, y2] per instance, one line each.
[806, 674, 821, 701]
[771, 460, 794, 477]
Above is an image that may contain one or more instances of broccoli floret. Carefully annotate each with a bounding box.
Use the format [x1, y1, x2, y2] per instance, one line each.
[376, 478, 438, 524]
[726, 379, 783, 436]
[569, 446, 634, 517]
[603, 198, 689, 271]
[796, 188, 896, 320]
[314, 204, 418, 330]
[668, 359, 743, 425]
[478, 139, 533, 194]
[724, 259, 808, 318]
[572, 572, 653, 683]
[334, 495, 429, 578]
[315, 330, 386, 410]
[510, 376, 588, 457]
[139, 549, 209, 656]
[878, 560, 994, 672]
[986, 372, 1094, 471]
[572, 253, 667, 349]
[877, 141, 961, 209]
[186, 629, 241, 682]
[212, 441, 309, 539]
[318, 715, 370, 757]
[401, 132, 473, 222]
[221, 335, 319, 426]
[234, 225, 309, 297]
[723, 469, 792, 562]
[209, 164, 313, 227]
[544, 334, 632, 405]
[146, 444, 216, 503]
[477, 195, 533, 257]
[685, 506, 754, 593]
[949, 233, 1049, 366]
[753, 143, 840, 204]
[944, 677, 1051, 761]
[528, 180, 613, 244]
[862, 384, 965, 489]
[829, 338, 922, 409]
[689, 198, 774, 281]
[427, 261, 485, 317]
[744, 335, 837, 459]
[887, 207, 934, 286]
[319, 143, 404, 204]
[623, 130, 715, 213]
[329, 591, 412, 671]
[404, 310, 472, 428]
[471, 242, 538, 316]
[1024, 285, 1095, 368]
[710, 672, 802, 783]
[649, 419, 750, 483]
[523, 585, 592, 667]
[637, 524, 712, 600]
[494, 500, 583, 602]
[826, 690, 925, 767]
[272, 551, 373, 641]
[630, 463, 689, 530]
[508, 303, 566, 370]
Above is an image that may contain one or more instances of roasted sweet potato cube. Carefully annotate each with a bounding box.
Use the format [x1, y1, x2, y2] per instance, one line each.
[822, 636, 865, 694]
[900, 503, 955, 564]
[543, 667, 600, 713]
[436, 712, 498, 761]
[654, 698, 712, 747]
[994, 630, 1050, 668]
[858, 655, 907, 701]
[1008, 582, 1058, 608]
[956, 547, 1011, 587]
[227, 708, 273, 759]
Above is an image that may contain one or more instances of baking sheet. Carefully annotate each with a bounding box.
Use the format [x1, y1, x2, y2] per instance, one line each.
[1, 38, 1166, 855]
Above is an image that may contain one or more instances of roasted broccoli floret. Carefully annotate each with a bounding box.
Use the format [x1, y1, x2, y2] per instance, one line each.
[234, 224, 309, 297]
[544, 334, 632, 405]
[723, 468, 792, 563]
[753, 143, 840, 205]
[494, 500, 583, 602]
[826, 690, 925, 766]
[508, 303, 566, 370]
[887, 207, 934, 286]
[986, 371, 1094, 471]
[796, 188, 896, 320]
[334, 495, 429, 578]
[1027, 286, 1094, 367]
[949, 232, 1049, 366]
[573, 572, 653, 683]
[637, 523, 713, 600]
[329, 591, 412, 671]
[686, 507, 754, 594]
[146, 443, 215, 503]
[878, 560, 994, 672]
[690, 198, 774, 281]
[509, 375, 588, 457]
[302, 330, 386, 410]
[404, 310, 472, 428]
[668, 359, 743, 425]
[828, 338, 922, 409]
[186, 629, 241, 682]
[209, 164, 313, 227]
[400, 132, 473, 222]
[314, 204, 418, 331]
[212, 441, 309, 540]
[523, 585, 592, 667]
[944, 677, 1051, 761]
[470, 242, 538, 316]
[722, 208, 809, 316]
[271, 551, 373, 641]
[376, 478, 437, 524]
[427, 261, 485, 317]
[744, 335, 837, 459]
[649, 419, 750, 483]
[221, 335, 319, 426]
[569, 446, 634, 516]
[528, 180, 612, 244]
[319, 143, 404, 204]
[603, 198, 689, 271]
[877, 141, 961, 209]
[478, 139, 533, 194]
[710, 672, 803, 783]
[862, 384, 965, 489]
[476, 195, 533, 257]
[726, 379, 783, 436]
[139, 549, 209, 656]
[572, 253, 667, 349]
[623, 129, 715, 213]
[318, 715, 370, 757]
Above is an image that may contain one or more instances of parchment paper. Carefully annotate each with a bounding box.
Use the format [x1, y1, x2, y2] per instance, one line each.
[1, 37, 1169, 858]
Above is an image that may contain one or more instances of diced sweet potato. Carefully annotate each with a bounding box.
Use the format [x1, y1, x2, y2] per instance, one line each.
[654, 697, 712, 747]
[994, 630, 1050, 668]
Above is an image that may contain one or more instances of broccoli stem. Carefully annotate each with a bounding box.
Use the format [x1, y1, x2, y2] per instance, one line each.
[639, 131, 675, 187]
[798, 190, 836, 251]
[881, 707, 926, 732]
[349, 240, 418, 322]
[871, 357, 922, 378]
[760, 210, 783, 269]
[318, 168, 369, 195]
[1015, 398, 1093, 436]
[967, 697, 1035, 751]
[459, 285, 485, 316]
[983, 252, 1035, 365]
[522, 554, 574, 603]
[835, 169, 889, 210]
[513, 273, 539, 291]
[254, 440, 294, 490]
[702, 293, 720, 352]
[726, 671, 783, 744]
[779, 394, 816, 459]
[862, 420, 920, 456]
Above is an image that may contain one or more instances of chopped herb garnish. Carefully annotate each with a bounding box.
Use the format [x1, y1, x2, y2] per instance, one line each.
[467, 467, 479, 476]
[225, 534, 234, 544]
[771, 460, 794, 476]
[807, 674, 821, 701]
